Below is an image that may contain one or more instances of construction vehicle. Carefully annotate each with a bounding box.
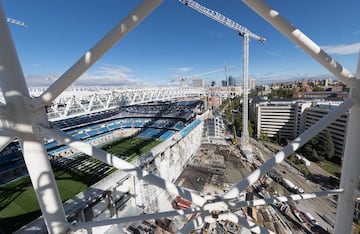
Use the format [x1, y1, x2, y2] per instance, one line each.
[172, 196, 191, 209]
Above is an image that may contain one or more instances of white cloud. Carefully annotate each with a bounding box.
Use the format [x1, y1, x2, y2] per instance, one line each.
[204, 30, 224, 38]
[322, 42, 360, 55]
[25, 64, 144, 87]
[25, 73, 54, 87]
[266, 50, 279, 56]
[76, 64, 143, 86]
[170, 67, 194, 73]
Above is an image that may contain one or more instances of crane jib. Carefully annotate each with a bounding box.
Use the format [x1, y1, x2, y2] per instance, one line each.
[179, 0, 265, 43]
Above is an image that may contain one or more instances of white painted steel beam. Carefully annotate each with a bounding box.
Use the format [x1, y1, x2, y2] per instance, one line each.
[36, 0, 163, 108]
[72, 207, 203, 229]
[0, 3, 29, 99]
[223, 98, 355, 200]
[179, 211, 273, 234]
[334, 53, 360, 233]
[242, 0, 357, 87]
[231, 189, 344, 209]
[0, 129, 15, 152]
[38, 126, 208, 207]
[229, 213, 274, 234]
[177, 214, 204, 234]
[0, 2, 68, 233]
[44, 87, 206, 121]
[20, 137, 68, 233]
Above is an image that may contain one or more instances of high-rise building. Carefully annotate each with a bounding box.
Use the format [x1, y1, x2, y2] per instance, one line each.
[249, 78, 256, 90]
[228, 75, 237, 86]
[192, 78, 205, 87]
[255, 100, 297, 140]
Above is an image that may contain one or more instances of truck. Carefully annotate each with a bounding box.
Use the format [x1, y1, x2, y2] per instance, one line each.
[304, 212, 318, 226]
[172, 196, 191, 209]
[281, 178, 304, 194]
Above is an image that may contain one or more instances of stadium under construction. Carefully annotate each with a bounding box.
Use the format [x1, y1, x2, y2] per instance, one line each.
[1, 0, 360, 233]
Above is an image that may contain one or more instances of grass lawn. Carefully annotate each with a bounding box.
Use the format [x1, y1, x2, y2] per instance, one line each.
[101, 137, 162, 161]
[316, 160, 342, 177]
[0, 137, 161, 233]
[0, 171, 88, 233]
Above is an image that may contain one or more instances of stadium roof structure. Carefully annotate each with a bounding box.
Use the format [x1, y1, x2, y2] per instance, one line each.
[0, 0, 359, 233]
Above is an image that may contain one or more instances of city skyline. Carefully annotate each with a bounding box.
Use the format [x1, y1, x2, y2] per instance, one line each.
[3, 0, 360, 87]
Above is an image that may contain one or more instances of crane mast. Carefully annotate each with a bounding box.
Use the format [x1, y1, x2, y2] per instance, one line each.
[179, 0, 265, 145]
[242, 32, 250, 144]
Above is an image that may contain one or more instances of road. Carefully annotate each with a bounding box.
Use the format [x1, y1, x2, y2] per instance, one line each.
[249, 138, 337, 232]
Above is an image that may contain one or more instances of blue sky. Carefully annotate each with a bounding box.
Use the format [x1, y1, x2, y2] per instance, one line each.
[3, 0, 360, 87]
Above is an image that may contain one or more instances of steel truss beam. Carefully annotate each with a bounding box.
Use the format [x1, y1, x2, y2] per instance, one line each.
[231, 189, 343, 210]
[34, 1, 163, 110]
[242, 1, 360, 233]
[334, 52, 360, 233]
[69, 188, 341, 231]
[0, 1, 68, 232]
[72, 207, 204, 229]
[0, 1, 164, 233]
[242, 0, 358, 88]
[1, 0, 359, 233]
[44, 86, 206, 121]
[0, 129, 15, 151]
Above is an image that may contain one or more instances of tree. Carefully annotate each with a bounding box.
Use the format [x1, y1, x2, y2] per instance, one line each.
[342, 83, 350, 92]
[310, 149, 324, 162]
[275, 132, 281, 145]
[260, 131, 269, 142]
[289, 153, 296, 162]
[233, 112, 242, 135]
[319, 130, 335, 160]
[297, 131, 334, 162]
[313, 86, 324, 92]
[248, 120, 254, 137]
[297, 135, 320, 160]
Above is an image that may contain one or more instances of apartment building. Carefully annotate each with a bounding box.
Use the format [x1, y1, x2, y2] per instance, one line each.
[255, 100, 297, 140]
[304, 102, 348, 161]
[255, 100, 348, 160]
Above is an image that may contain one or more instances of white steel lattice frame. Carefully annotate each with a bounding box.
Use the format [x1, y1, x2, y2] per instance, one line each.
[0, 0, 359, 234]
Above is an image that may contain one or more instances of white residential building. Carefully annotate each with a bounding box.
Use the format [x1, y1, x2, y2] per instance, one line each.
[304, 101, 348, 161]
[255, 100, 348, 160]
[256, 100, 297, 140]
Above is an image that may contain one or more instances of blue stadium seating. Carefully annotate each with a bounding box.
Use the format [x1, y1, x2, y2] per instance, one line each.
[179, 119, 201, 138]
[159, 130, 175, 140]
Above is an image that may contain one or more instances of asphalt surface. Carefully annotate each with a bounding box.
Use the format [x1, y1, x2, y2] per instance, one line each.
[251, 138, 337, 232]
